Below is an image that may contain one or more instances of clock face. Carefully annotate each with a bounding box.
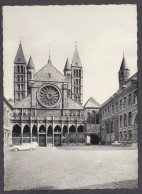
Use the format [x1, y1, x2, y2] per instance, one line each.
[37, 84, 61, 108]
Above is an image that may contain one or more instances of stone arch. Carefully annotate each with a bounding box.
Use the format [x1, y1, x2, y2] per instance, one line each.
[54, 125, 61, 133]
[69, 125, 76, 133]
[39, 125, 46, 133]
[78, 125, 84, 133]
[23, 125, 30, 137]
[63, 125, 68, 136]
[12, 124, 21, 137]
[90, 134, 100, 145]
[32, 125, 37, 137]
[47, 125, 53, 136]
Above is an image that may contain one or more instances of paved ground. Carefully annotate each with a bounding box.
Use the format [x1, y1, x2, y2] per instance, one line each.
[4, 145, 138, 190]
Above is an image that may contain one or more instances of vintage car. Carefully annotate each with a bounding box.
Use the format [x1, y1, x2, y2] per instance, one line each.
[11, 142, 38, 151]
[111, 141, 121, 146]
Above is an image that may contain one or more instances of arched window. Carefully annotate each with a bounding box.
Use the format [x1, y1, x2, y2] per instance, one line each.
[128, 112, 132, 126]
[28, 72, 32, 80]
[23, 125, 30, 137]
[39, 125, 46, 133]
[78, 125, 84, 133]
[12, 124, 21, 137]
[21, 75, 23, 82]
[17, 66, 20, 73]
[21, 66, 23, 73]
[124, 114, 127, 127]
[69, 125, 76, 133]
[54, 125, 61, 133]
[120, 116, 122, 128]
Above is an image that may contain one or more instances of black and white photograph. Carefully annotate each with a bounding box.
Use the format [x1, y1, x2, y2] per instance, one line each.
[3, 5, 138, 190]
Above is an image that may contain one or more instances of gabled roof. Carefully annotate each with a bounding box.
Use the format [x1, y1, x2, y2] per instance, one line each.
[72, 47, 82, 67]
[64, 58, 71, 71]
[3, 96, 13, 109]
[84, 97, 101, 108]
[14, 42, 26, 64]
[27, 56, 35, 69]
[119, 55, 129, 71]
[13, 95, 31, 108]
[35, 56, 65, 82]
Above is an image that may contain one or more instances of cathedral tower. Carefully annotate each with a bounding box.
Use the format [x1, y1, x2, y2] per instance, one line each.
[118, 54, 130, 88]
[27, 56, 35, 95]
[71, 46, 83, 104]
[14, 42, 27, 103]
[64, 58, 71, 97]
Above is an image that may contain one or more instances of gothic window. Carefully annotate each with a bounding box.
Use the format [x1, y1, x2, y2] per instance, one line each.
[124, 97, 127, 109]
[37, 84, 61, 108]
[21, 84, 24, 91]
[124, 114, 127, 127]
[120, 99, 122, 110]
[76, 87, 78, 94]
[108, 107, 110, 116]
[74, 69, 76, 77]
[128, 112, 132, 126]
[79, 69, 81, 77]
[112, 104, 114, 114]
[17, 66, 20, 73]
[111, 122, 114, 133]
[128, 94, 131, 106]
[120, 115, 122, 128]
[79, 79, 81, 85]
[18, 75, 20, 82]
[18, 84, 20, 91]
[134, 90, 138, 104]
[21, 75, 23, 82]
[115, 101, 118, 112]
[21, 66, 23, 73]
[76, 79, 78, 85]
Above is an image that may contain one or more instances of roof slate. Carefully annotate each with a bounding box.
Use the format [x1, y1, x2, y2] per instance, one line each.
[84, 97, 101, 108]
[27, 56, 35, 69]
[35, 56, 65, 82]
[72, 47, 82, 67]
[14, 42, 26, 64]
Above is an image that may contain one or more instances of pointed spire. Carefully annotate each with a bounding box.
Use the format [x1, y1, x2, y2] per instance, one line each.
[64, 58, 71, 71]
[120, 52, 129, 70]
[27, 56, 35, 69]
[72, 46, 82, 67]
[14, 42, 26, 64]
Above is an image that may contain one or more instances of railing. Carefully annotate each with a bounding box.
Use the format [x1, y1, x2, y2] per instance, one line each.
[11, 115, 85, 123]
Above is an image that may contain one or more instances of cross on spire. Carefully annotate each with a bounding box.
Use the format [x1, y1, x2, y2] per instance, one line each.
[19, 35, 22, 43]
[75, 41, 78, 48]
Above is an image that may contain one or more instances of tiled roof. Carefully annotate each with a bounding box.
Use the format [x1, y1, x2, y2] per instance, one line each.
[14, 42, 26, 64]
[84, 97, 101, 108]
[72, 47, 82, 67]
[67, 97, 83, 109]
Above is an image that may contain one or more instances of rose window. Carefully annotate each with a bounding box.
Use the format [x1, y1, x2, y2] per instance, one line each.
[38, 84, 61, 107]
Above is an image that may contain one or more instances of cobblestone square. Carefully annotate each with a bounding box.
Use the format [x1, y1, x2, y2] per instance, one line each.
[4, 145, 138, 190]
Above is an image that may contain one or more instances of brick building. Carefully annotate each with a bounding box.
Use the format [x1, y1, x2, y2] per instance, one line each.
[11, 42, 101, 146]
[100, 55, 138, 144]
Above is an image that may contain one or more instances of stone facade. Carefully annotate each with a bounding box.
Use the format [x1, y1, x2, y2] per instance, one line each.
[11, 42, 101, 147]
[100, 55, 138, 144]
[3, 97, 13, 146]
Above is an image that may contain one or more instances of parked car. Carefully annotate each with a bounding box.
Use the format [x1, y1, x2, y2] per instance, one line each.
[11, 142, 38, 151]
[111, 141, 121, 146]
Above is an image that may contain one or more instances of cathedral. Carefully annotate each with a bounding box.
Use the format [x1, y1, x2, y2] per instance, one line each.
[11, 42, 101, 147]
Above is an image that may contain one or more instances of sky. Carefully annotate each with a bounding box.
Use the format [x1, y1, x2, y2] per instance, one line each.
[3, 5, 137, 105]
